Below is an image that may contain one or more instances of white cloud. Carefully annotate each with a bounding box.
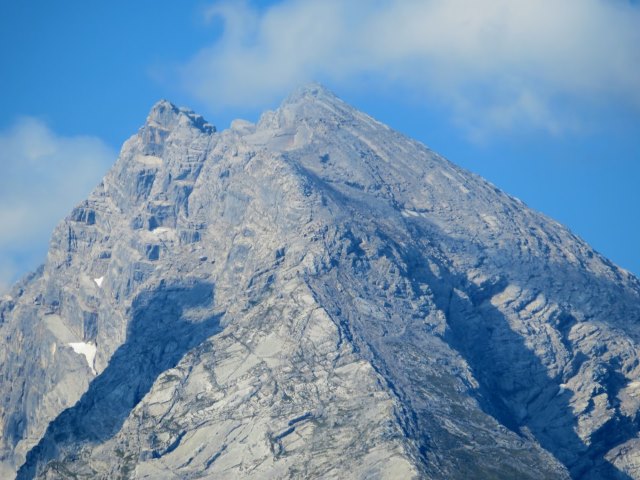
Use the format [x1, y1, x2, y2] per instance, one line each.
[180, 0, 640, 135]
[0, 118, 114, 293]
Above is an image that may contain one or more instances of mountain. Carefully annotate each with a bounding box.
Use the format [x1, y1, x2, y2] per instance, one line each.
[1, 84, 640, 479]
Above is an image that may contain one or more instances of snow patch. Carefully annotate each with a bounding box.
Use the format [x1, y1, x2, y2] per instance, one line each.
[148, 227, 178, 241]
[151, 227, 174, 234]
[401, 209, 420, 218]
[69, 342, 97, 375]
[94, 276, 104, 287]
[401, 209, 430, 219]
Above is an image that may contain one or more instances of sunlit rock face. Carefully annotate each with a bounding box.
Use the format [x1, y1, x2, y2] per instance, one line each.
[1, 84, 640, 480]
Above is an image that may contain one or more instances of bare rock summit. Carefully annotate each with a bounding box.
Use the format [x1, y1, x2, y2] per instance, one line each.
[2, 84, 640, 479]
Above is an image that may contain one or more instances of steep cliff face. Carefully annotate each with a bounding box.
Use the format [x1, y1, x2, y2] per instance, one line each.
[1, 85, 639, 479]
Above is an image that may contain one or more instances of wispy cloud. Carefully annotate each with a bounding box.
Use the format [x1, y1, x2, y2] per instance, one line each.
[180, 0, 640, 135]
[0, 118, 114, 293]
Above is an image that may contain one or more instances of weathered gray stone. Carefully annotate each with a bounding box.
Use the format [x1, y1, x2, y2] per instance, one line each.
[1, 84, 639, 479]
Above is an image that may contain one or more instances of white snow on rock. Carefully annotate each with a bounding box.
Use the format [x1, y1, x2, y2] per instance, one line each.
[93, 276, 104, 287]
[69, 342, 97, 375]
[401, 209, 420, 218]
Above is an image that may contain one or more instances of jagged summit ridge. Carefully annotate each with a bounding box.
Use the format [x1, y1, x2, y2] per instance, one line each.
[146, 98, 216, 134]
[282, 82, 345, 105]
[1, 85, 639, 480]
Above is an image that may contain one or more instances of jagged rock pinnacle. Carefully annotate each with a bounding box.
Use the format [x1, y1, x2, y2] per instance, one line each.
[146, 99, 216, 134]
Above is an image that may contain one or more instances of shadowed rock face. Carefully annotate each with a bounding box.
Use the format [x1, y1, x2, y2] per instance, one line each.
[16, 281, 222, 480]
[1, 84, 640, 479]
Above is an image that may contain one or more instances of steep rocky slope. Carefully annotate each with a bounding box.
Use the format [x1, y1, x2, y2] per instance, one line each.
[1, 85, 639, 479]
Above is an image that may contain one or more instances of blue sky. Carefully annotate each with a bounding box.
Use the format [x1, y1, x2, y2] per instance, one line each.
[1, 0, 639, 291]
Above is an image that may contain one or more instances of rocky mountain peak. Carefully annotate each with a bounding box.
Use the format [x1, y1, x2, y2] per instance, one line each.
[254, 82, 361, 136]
[2, 85, 640, 480]
[283, 82, 341, 105]
[132, 100, 216, 159]
[145, 99, 216, 135]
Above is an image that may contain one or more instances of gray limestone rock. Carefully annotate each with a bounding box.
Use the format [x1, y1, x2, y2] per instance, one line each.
[1, 84, 639, 479]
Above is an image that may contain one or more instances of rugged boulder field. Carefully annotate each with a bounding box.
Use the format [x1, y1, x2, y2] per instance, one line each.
[1, 85, 640, 479]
